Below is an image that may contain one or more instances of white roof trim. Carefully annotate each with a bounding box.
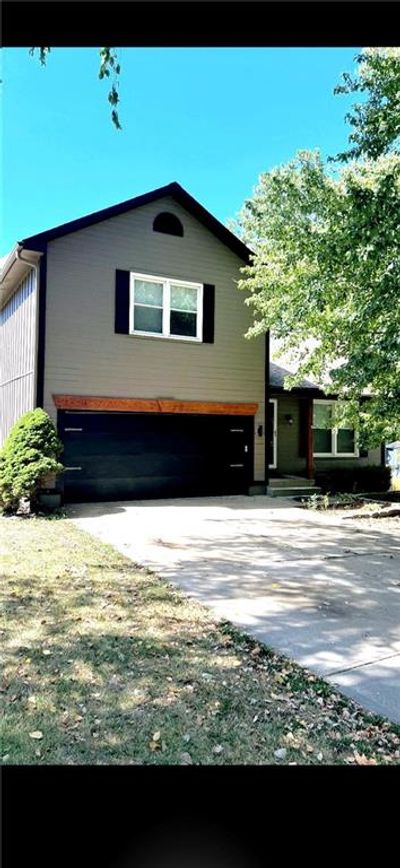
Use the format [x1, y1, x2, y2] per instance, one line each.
[0, 245, 43, 310]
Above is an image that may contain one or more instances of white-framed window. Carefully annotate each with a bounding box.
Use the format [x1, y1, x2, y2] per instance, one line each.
[129, 272, 203, 342]
[313, 400, 358, 457]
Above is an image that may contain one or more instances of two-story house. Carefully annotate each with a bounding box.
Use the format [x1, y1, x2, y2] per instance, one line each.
[0, 182, 381, 503]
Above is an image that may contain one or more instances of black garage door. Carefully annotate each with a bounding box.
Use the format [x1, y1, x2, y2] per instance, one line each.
[59, 411, 254, 502]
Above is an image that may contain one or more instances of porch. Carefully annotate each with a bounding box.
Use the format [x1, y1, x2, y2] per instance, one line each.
[266, 474, 320, 498]
[267, 390, 316, 494]
[266, 383, 380, 496]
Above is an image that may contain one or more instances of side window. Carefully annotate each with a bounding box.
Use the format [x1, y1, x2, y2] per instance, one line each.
[313, 400, 357, 457]
[313, 402, 334, 454]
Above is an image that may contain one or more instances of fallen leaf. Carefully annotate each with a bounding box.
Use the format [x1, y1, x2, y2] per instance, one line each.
[153, 731, 161, 742]
[180, 752, 193, 765]
[284, 732, 295, 743]
[354, 753, 378, 766]
[274, 748, 287, 760]
[213, 745, 224, 755]
[29, 731, 43, 740]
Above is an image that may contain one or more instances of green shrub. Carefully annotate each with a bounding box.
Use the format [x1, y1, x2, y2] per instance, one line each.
[0, 409, 64, 513]
[315, 464, 391, 495]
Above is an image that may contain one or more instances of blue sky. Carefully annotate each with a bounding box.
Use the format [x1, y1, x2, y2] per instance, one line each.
[1, 47, 360, 256]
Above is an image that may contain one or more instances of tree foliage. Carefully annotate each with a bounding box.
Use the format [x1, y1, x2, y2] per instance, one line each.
[30, 46, 122, 129]
[0, 409, 64, 513]
[236, 49, 400, 446]
[333, 48, 400, 161]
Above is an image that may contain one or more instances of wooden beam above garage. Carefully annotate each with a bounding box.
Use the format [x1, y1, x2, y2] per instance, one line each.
[53, 394, 259, 416]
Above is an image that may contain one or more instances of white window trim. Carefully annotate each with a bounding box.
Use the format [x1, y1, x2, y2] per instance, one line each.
[129, 271, 203, 342]
[313, 399, 359, 458]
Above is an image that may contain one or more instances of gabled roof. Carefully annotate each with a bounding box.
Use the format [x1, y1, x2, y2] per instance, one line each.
[19, 181, 252, 263]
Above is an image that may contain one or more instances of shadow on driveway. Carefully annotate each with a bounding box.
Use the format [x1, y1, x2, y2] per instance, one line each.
[69, 495, 400, 723]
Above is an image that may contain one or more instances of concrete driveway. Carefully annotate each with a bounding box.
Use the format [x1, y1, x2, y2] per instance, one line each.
[69, 496, 400, 724]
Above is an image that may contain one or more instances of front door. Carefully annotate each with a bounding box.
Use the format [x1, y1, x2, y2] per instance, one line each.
[267, 399, 277, 469]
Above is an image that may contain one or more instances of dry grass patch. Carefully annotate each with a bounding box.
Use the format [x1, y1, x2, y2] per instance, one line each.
[1, 514, 399, 765]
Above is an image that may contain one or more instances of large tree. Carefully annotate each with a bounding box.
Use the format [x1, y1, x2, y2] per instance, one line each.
[237, 48, 400, 446]
[333, 47, 400, 161]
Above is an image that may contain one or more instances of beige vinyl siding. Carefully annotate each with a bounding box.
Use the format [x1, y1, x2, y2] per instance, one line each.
[43, 197, 266, 480]
[0, 270, 37, 445]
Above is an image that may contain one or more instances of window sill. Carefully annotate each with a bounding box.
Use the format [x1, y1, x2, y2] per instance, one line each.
[128, 331, 203, 344]
[314, 453, 359, 459]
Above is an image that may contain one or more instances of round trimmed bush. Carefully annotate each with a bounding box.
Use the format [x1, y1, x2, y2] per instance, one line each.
[0, 409, 64, 513]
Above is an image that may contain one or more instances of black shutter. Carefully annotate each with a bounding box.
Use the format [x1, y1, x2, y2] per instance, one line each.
[202, 284, 215, 343]
[115, 270, 130, 334]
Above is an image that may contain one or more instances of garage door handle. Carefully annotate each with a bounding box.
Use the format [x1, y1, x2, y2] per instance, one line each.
[230, 463, 244, 468]
[65, 466, 82, 471]
[64, 427, 83, 432]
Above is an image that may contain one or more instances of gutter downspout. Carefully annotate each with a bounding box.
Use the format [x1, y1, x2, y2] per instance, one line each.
[15, 247, 40, 410]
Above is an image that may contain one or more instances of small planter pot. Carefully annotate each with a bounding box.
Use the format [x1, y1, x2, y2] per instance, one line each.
[37, 491, 62, 510]
[40, 473, 57, 489]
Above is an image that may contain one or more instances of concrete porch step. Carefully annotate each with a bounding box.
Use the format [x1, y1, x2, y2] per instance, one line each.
[268, 476, 317, 488]
[267, 485, 322, 498]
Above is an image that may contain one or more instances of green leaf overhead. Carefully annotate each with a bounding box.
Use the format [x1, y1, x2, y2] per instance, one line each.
[30, 46, 122, 130]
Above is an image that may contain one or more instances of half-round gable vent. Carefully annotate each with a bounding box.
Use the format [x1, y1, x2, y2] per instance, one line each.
[153, 212, 184, 237]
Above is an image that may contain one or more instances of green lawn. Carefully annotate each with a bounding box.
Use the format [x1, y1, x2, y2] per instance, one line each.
[1, 515, 399, 765]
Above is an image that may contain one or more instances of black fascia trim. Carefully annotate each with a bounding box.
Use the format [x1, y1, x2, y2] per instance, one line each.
[20, 182, 252, 264]
[270, 386, 331, 399]
[36, 248, 47, 408]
